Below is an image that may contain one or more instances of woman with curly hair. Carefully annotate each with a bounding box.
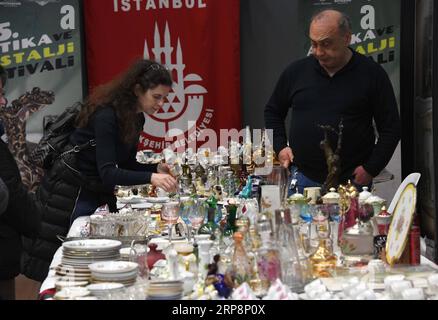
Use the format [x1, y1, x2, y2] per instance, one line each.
[22, 59, 178, 281]
[70, 58, 177, 220]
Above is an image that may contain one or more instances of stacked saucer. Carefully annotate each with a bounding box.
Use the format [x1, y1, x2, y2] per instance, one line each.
[147, 279, 184, 300]
[89, 261, 138, 286]
[86, 282, 125, 298]
[58, 239, 122, 282]
[62, 239, 122, 266]
[55, 264, 92, 282]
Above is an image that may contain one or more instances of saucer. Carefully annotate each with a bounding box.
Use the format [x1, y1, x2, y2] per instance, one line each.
[118, 196, 144, 204]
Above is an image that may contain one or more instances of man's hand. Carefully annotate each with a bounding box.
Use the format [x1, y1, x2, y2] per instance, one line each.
[352, 166, 373, 186]
[278, 147, 294, 168]
[151, 173, 178, 192]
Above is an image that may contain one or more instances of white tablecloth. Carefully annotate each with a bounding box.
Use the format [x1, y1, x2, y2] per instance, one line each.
[40, 216, 90, 293]
[40, 215, 438, 295]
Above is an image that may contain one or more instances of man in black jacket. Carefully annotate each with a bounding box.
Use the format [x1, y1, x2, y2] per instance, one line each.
[0, 65, 43, 299]
[264, 9, 401, 193]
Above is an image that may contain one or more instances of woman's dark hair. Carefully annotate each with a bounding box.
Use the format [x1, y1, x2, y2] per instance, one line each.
[76, 59, 173, 144]
[0, 65, 7, 86]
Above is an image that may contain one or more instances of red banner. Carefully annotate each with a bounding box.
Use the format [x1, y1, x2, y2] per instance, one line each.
[84, 0, 241, 152]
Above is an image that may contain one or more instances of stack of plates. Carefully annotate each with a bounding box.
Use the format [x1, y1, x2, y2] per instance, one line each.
[58, 239, 122, 282]
[147, 280, 184, 300]
[86, 282, 125, 298]
[55, 264, 92, 282]
[62, 239, 122, 266]
[89, 261, 138, 286]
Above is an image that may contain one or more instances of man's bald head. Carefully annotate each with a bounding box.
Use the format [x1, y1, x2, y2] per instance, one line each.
[310, 9, 352, 36]
[308, 9, 353, 75]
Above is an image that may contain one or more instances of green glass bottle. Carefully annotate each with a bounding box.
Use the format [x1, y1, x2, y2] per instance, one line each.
[223, 203, 238, 237]
[198, 205, 219, 237]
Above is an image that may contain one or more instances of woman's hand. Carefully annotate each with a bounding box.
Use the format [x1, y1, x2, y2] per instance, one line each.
[157, 162, 171, 174]
[151, 173, 178, 192]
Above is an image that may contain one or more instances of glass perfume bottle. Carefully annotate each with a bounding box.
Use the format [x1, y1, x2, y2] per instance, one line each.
[275, 208, 309, 292]
[235, 216, 253, 252]
[309, 212, 337, 278]
[231, 232, 252, 287]
[249, 255, 266, 297]
[255, 220, 282, 289]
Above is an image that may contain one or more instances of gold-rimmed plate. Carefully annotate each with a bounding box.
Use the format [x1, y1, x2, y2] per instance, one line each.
[63, 239, 122, 251]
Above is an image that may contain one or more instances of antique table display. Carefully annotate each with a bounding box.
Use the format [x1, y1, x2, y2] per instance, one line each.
[40, 138, 437, 300]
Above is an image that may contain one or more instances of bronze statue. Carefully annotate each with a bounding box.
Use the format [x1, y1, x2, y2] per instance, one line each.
[318, 119, 344, 191]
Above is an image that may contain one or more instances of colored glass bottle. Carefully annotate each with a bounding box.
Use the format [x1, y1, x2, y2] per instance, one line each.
[231, 232, 252, 287]
[223, 202, 238, 238]
[198, 202, 219, 237]
[256, 227, 282, 289]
